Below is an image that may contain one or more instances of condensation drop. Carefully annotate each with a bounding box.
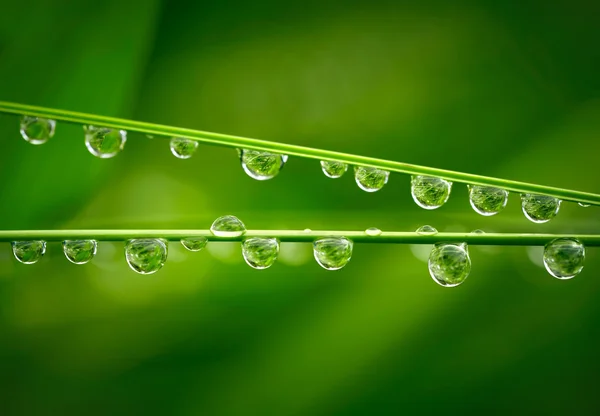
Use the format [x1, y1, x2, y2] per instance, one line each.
[240, 149, 288, 180]
[63, 239, 97, 264]
[543, 238, 585, 280]
[84, 125, 127, 158]
[210, 215, 246, 237]
[125, 239, 168, 275]
[304, 228, 312, 233]
[12, 240, 46, 264]
[468, 185, 509, 216]
[313, 237, 353, 270]
[470, 229, 485, 234]
[428, 243, 471, 287]
[416, 225, 438, 235]
[365, 227, 382, 236]
[320, 160, 348, 178]
[170, 137, 199, 159]
[521, 194, 561, 223]
[578, 202, 591, 208]
[242, 237, 280, 269]
[181, 236, 208, 252]
[20, 116, 56, 145]
[411, 176, 452, 209]
[354, 166, 390, 192]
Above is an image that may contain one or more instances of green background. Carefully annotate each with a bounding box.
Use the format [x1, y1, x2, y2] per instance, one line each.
[1, 0, 600, 414]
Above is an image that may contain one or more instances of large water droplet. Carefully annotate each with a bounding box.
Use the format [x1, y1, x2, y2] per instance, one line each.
[242, 237, 279, 269]
[320, 160, 348, 178]
[210, 215, 246, 237]
[365, 227, 382, 236]
[468, 185, 508, 216]
[181, 236, 208, 252]
[12, 240, 46, 264]
[543, 238, 585, 280]
[84, 125, 127, 158]
[125, 239, 168, 274]
[20, 116, 56, 145]
[240, 149, 288, 180]
[521, 194, 561, 223]
[416, 225, 438, 235]
[313, 237, 353, 270]
[411, 176, 452, 209]
[63, 239, 97, 264]
[170, 137, 199, 159]
[428, 243, 471, 287]
[354, 166, 390, 192]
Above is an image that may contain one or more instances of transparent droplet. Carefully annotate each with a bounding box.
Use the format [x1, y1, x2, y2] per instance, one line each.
[242, 237, 280, 269]
[411, 176, 452, 209]
[521, 194, 561, 223]
[468, 185, 508, 216]
[20, 116, 56, 145]
[543, 238, 585, 280]
[63, 239, 97, 264]
[84, 125, 127, 158]
[416, 225, 438, 235]
[181, 236, 208, 252]
[304, 228, 312, 233]
[210, 215, 246, 237]
[578, 202, 591, 208]
[170, 137, 199, 159]
[365, 227, 382, 236]
[428, 243, 471, 287]
[240, 149, 288, 180]
[354, 166, 390, 192]
[320, 160, 348, 178]
[313, 237, 353, 270]
[470, 229, 485, 234]
[11, 240, 46, 264]
[124, 239, 168, 275]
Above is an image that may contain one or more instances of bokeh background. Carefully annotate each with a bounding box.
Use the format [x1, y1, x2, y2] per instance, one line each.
[1, 0, 600, 414]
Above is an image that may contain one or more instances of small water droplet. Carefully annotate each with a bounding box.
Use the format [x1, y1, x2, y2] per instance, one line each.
[468, 185, 508, 216]
[320, 160, 348, 178]
[354, 166, 390, 192]
[242, 237, 280, 269]
[578, 202, 591, 208]
[12, 240, 46, 264]
[521, 194, 561, 223]
[210, 215, 246, 237]
[313, 237, 353, 270]
[470, 229, 485, 234]
[170, 137, 199, 159]
[304, 228, 312, 233]
[20, 116, 56, 145]
[416, 225, 438, 235]
[411, 176, 452, 209]
[240, 149, 288, 180]
[63, 240, 97, 264]
[125, 239, 168, 274]
[365, 227, 382, 236]
[84, 125, 127, 158]
[181, 236, 208, 252]
[543, 238, 585, 280]
[428, 243, 471, 287]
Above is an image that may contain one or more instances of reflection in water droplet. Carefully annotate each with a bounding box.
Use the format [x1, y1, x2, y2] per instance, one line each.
[84, 125, 127, 158]
[170, 137, 199, 159]
[313, 237, 353, 270]
[125, 239, 168, 274]
[468, 185, 508, 216]
[181, 236, 208, 252]
[320, 160, 348, 178]
[416, 225, 438, 235]
[365, 227, 382, 236]
[521, 194, 561, 223]
[578, 202, 591, 208]
[428, 243, 471, 287]
[20, 116, 56, 145]
[242, 237, 280, 269]
[210, 215, 246, 237]
[240, 149, 288, 180]
[543, 238, 585, 280]
[411, 176, 452, 209]
[63, 240, 97, 264]
[354, 166, 390, 192]
[12, 240, 46, 264]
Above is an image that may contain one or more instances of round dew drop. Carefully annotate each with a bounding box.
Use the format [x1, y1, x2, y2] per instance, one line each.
[12, 240, 46, 264]
[411, 176, 452, 209]
[521, 194, 561, 223]
[242, 237, 280, 269]
[210, 215, 246, 237]
[313, 237, 353, 270]
[170, 137, 199, 159]
[20, 116, 56, 145]
[84, 125, 127, 158]
[125, 239, 168, 275]
[468, 185, 509, 216]
[354, 166, 390, 192]
[428, 243, 471, 287]
[416, 225, 438, 236]
[181, 236, 208, 252]
[63, 240, 97, 264]
[240, 149, 288, 180]
[320, 160, 348, 178]
[365, 227, 382, 236]
[543, 238, 585, 280]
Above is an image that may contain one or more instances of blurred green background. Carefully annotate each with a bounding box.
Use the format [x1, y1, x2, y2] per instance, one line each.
[1, 0, 600, 414]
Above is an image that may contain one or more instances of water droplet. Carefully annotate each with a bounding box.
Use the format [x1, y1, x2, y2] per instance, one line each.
[428, 243, 471, 287]
[470, 229, 485, 234]
[354, 166, 390, 192]
[170, 137, 199, 159]
[411, 176, 452, 209]
[304, 228, 312, 233]
[320, 160, 348, 178]
[365, 227, 382, 236]
[313, 237, 353, 270]
[543, 238, 585, 280]
[181, 236, 208, 252]
[242, 237, 280, 269]
[210, 215, 246, 237]
[124, 239, 168, 274]
[521, 194, 561, 223]
[468, 185, 508, 216]
[416, 225, 438, 235]
[20, 116, 56, 145]
[240, 149, 288, 180]
[63, 240, 97, 264]
[11, 240, 46, 264]
[84, 125, 127, 158]
[578, 202, 591, 208]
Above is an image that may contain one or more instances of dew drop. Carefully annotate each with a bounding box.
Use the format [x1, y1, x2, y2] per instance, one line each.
[240, 149, 288, 180]
[543, 238, 585, 280]
[84, 125, 127, 158]
[304, 228, 312, 233]
[578, 202, 591, 208]
[242, 237, 280, 269]
[210, 215, 246, 237]
[63, 239, 97, 264]
[170, 137, 199, 159]
[365, 227, 382, 236]
[124, 239, 168, 274]
[11, 240, 46, 264]
[411, 176, 452, 209]
[320, 160, 348, 178]
[20, 116, 56, 145]
[468, 185, 508, 216]
[416, 225, 438, 236]
[470, 229, 485, 234]
[313, 237, 353, 270]
[428, 243, 471, 287]
[181, 236, 208, 252]
[521, 194, 561, 223]
[354, 166, 390, 192]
